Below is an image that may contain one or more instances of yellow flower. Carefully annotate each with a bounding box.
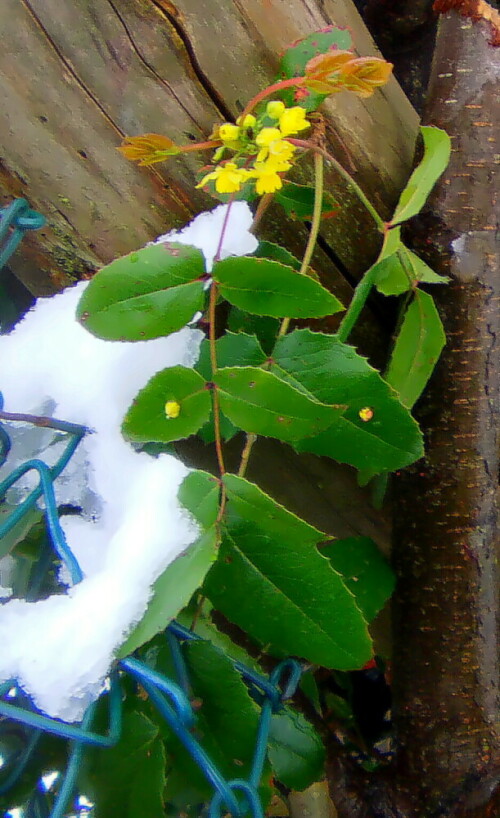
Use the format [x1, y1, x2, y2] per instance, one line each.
[256, 137, 295, 168]
[196, 162, 250, 194]
[278, 106, 310, 137]
[218, 123, 241, 143]
[165, 400, 181, 419]
[250, 162, 284, 195]
[255, 127, 282, 148]
[266, 100, 286, 120]
[237, 114, 257, 130]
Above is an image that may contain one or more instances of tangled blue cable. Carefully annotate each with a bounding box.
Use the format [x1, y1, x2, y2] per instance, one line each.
[0, 200, 303, 818]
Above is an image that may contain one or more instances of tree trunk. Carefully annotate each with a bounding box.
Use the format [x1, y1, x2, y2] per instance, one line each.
[391, 9, 500, 816]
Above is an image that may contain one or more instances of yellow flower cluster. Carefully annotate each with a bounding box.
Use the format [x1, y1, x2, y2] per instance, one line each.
[196, 103, 310, 196]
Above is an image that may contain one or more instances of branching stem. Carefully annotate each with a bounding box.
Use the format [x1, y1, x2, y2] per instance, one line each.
[238, 153, 325, 477]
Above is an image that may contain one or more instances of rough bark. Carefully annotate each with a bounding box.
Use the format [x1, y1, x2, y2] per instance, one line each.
[0, 0, 418, 295]
[391, 11, 500, 816]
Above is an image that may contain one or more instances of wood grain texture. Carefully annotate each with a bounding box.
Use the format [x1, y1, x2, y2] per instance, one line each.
[0, 0, 418, 294]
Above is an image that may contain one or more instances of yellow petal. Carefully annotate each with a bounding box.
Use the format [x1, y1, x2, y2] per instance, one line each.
[255, 127, 282, 147]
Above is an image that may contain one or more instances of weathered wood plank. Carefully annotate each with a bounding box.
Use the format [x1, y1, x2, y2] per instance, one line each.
[1, 0, 418, 295]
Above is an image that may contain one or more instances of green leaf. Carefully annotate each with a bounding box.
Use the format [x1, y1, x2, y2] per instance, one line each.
[0, 504, 43, 560]
[272, 329, 423, 473]
[204, 521, 372, 669]
[164, 640, 262, 804]
[227, 306, 280, 356]
[118, 527, 217, 657]
[391, 126, 451, 225]
[122, 366, 211, 443]
[176, 601, 261, 671]
[254, 240, 301, 271]
[277, 26, 353, 111]
[373, 229, 449, 296]
[268, 708, 325, 791]
[196, 332, 267, 442]
[223, 473, 326, 545]
[275, 182, 338, 221]
[320, 537, 395, 622]
[82, 709, 166, 818]
[214, 366, 345, 443]
[402, 250, 449, 286]
[177, 469, 220, 528]
[213, 257, 343, 318]
[386, 289, 446, 409]
[299, 670, 322, 715]
[77, 243, 206, 341]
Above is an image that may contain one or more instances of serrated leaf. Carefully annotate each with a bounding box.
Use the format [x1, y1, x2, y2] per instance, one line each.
[214, 366, 345, 443]
[320, 537, 395, 622]
[118, 527, 217, 657]
[223, 473, 325, 545]
[82, 709, 166, 818]
[386, 290, 446, 409]
[278, 27, 353, 111]
[177, 469, 220, 528]
[272, 329, 423, 473]
[204, 521, 372, 669]
[275, 182, 338, 221]
[268, 708, 325, 791]
[391, 126, 451, 225]
[123, 366, 211, 443]
[196, 333, 267, 442]
[77, 243, 205, 341]
[213, 257, 343, 318]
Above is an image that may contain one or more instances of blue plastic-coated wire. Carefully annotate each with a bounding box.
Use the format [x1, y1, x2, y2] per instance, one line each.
[0, 673, 122, 747]
[165, 628, 191, 696]
[0, 199, 46, 272]
[209, 779, 264, 818]
[269, 658, 303, 703]
[0, 459, 83, 584]
[138, 676, 243, 818]
[49, 701, 97, 818]
[120, 657, 195, 729]
[0, 428, 85, 534]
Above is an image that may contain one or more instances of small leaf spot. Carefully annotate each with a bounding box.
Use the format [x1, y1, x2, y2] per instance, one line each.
[165, 400, 181, 419]
[359, 406, 374, 422]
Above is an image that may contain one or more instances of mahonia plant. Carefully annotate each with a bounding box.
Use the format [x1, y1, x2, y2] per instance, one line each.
[77, 27, 451, 809]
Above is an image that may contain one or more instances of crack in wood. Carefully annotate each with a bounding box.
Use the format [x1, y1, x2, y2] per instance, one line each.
[150, 0, 235, 121]
[105, 0, 203, 130]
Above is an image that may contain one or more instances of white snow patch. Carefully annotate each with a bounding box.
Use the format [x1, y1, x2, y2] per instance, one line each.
[0, 203, 256, 722]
